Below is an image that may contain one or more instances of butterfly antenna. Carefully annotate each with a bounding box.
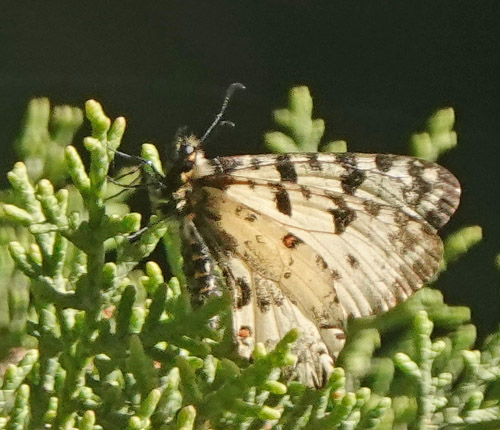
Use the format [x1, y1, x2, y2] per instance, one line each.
[112, 149, 154, 168]
[200, 82, 246, 143]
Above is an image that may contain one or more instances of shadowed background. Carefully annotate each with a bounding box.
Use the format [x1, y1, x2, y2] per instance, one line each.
[0, 1, 499, 336]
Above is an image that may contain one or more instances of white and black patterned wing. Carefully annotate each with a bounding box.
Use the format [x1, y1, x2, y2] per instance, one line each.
[187, 151, 460, 386]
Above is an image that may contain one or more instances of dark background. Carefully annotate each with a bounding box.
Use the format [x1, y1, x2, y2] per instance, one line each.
[1, 2, 499, 336]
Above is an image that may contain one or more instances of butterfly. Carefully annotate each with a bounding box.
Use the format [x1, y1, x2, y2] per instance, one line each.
[122, 84, 461, 387]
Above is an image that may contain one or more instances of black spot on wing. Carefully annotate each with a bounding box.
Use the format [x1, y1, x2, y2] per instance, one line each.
[324, 192, 347, 209]
[250, 157, 261, 170]
[408, 159, 425, 177]
[363, 200, 382, 217]
[396, 228, 419, 253]
[245, 213, 257, 222]
[329, 207, 357, 234]
[209, 156, 243, 174]
[411, 176, 432, 198]
[341, 169, 366, 195]
[336, 153, 357, 169]
[256, 287, 272, 312]
[335, 153, 365, 195]
[274, 185, 292, 216]
[436, 196, 457, 219]
[375, 154, 395, 172]
[236, 277, 251, 308]
[424, 210, 446, 229]
[402, 161, 433, 206]
[276, 154, 298, 183]
[347, 254, 360, 268]
[316, 254, 328, 270]
[307, 153, 322, 171]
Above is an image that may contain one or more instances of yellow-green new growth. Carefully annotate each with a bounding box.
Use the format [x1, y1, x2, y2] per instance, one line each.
[265, 86, 347, 153]
[410, 108, 457, 162]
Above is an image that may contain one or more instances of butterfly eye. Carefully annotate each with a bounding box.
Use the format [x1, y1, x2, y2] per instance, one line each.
[183, 145, 194, 155]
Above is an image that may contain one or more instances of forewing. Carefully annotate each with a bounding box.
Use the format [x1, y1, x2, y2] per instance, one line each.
[194, 152, 460, 318]
[203, 152, 460, 230]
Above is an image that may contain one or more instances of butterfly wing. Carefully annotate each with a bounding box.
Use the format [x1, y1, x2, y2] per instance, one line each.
[189, 152, 460, 385]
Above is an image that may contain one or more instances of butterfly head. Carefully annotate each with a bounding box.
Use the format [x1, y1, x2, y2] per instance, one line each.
[164, 134, 206, 187]
[145, 133, 210, 216]
[174, 134, 202, 172]
[123, 83, 244, 217]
